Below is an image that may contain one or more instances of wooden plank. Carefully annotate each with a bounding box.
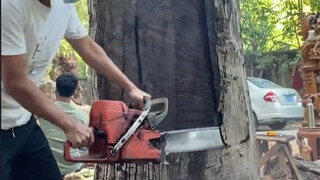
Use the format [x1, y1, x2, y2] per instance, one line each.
[266, 151, 279, 176]
[256, 135, 295, 143]
[258, 143, 282, 168]
[278, 150, 289, 180]
[270, 170, 285, 180]
[257, 140, 269, 158]
[256, 140, 269, 176]
[282, 145, 303, 180]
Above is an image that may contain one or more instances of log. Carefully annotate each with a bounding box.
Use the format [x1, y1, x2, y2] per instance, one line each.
[295, 159, 320, 180]
[88, 0, 259, 179]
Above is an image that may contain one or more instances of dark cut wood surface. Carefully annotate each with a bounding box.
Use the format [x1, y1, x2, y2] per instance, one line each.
[90, 0, 259, 179]
[94, 0, 222, 131]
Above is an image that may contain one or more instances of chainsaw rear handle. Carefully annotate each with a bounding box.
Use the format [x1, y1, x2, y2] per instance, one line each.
[64, 141, 110, 163]
[64, 127, 109, 163]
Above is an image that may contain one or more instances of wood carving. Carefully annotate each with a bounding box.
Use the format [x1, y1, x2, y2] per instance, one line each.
[49, 54, 85, 105]
[299, 13, 320, 127]
[39, 79, 56, 102]
[298, 14, 316, 41]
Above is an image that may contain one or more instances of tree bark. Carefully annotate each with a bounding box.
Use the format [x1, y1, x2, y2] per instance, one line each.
[88, 0, 259, 179]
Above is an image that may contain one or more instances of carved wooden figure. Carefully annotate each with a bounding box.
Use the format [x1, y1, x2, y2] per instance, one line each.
[299, 13, 320, 127]
[49, 54, 85, 105]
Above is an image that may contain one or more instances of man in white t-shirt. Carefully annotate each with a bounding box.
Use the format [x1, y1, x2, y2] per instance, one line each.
[1, 0, 151, 179]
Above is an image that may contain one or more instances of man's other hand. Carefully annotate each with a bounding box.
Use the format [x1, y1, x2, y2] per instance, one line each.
[64, 121, 94, 148]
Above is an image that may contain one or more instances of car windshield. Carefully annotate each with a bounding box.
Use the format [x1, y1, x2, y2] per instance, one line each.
[247, 78, 282, 89]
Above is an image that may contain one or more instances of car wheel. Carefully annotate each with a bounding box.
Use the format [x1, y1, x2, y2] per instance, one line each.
[268, 122, 287, 130]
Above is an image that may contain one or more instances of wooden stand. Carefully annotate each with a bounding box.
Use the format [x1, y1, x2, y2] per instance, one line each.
[256, 135, 303, 180]
[297, 127, 320, 161]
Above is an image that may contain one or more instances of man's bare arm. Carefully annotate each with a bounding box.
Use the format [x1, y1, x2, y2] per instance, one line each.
[67, 36, 150, 108]
[1, 55, 93, 148]
[67, 36, 137, 91]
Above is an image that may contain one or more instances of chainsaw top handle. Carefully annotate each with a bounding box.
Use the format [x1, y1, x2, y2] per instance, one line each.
[143, 96, 152, 110]
[128, 96, 151, 110]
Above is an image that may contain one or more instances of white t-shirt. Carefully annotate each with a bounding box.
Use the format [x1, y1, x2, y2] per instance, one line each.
[1, 0, 88, 130]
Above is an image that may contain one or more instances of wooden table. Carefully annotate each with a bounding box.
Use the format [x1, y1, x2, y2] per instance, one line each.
[256, 134, 303, 180]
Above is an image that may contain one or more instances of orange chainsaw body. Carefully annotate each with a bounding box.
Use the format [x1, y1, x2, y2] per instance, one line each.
[64, 100, 161, 163]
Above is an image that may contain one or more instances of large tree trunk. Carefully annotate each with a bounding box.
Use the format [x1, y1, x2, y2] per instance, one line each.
[88, 0, 259, 179]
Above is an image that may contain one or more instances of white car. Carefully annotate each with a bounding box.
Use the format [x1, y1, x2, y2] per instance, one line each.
[247, 77, 304, 130]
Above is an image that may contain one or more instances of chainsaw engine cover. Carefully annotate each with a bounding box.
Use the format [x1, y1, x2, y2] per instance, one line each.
[89, 100, 135, 144]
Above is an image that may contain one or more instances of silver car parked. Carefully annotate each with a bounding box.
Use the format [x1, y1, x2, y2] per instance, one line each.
[247, 77, 304, 130]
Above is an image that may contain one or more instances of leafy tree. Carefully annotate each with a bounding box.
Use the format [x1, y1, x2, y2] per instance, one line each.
[240, 0, 317, 81]
[53, 0, 319, 78]
[308, 0, 320, 12]
[240, 0, 279, 54]
[51, 0, 89, 77]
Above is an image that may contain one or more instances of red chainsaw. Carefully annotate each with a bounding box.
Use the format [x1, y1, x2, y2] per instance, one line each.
[64, 97, 168, 164]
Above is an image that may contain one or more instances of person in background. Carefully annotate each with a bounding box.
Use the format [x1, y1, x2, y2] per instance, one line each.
[291, 62, 304, 96]
[39, 73, 88, 178]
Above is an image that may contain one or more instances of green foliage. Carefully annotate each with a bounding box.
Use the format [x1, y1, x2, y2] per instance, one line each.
[308, 0, 320, 12]
[54, 0, 89, 77]
[75, 0, 89, 30]
[240, 0, 318, 75]
[55, 0, 319, 78]
[240, 0, 280, 54]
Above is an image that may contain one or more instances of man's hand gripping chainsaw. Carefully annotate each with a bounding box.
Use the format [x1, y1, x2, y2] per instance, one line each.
[64, 97, 168, 163]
